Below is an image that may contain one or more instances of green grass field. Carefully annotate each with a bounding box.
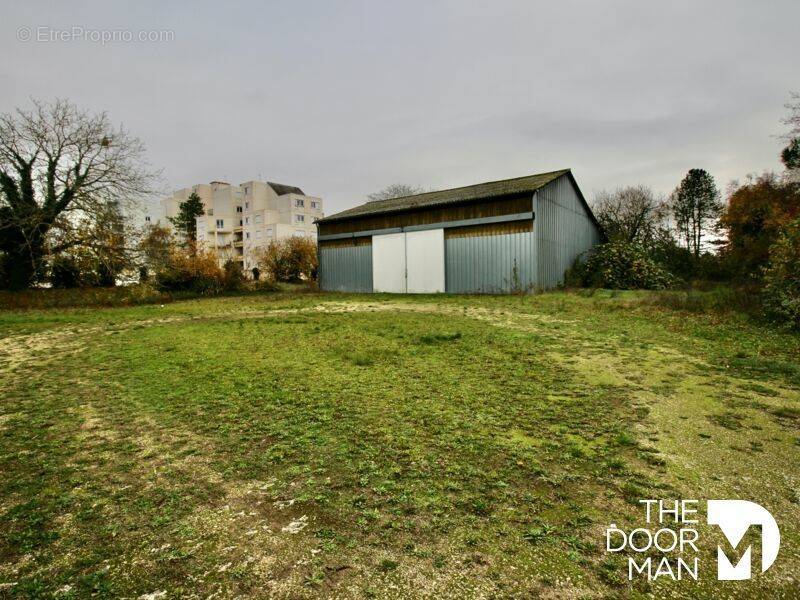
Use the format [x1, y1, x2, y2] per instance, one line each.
[1, 291, 798, 598]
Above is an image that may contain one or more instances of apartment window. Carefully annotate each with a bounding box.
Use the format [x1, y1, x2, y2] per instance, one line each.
[256, 230, 262, 238]
[246, 232, 250, 239]
[236, 206, 242, 213]
[245, 201, 249, 210]
[255, 215, 262, 224]
[245, 217, 250, 225]
[216, 219, 224, 228]
[295, 199, 305, 208]
[145, 215, 151, 222]
[266, 228, 273, 237]
[239, 219, 243, 226]
[244, 186, 249, 195]
[311, 201, 319, 209]
[208, 208, 214, 216]
[295, 214, 305, 223]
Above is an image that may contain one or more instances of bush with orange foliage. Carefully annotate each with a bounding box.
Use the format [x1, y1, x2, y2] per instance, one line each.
[255, 236, 317, 282]
[719, 173, 800, 279]
[154, 244, 227, 293]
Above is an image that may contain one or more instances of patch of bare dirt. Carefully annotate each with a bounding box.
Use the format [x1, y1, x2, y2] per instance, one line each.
[0, 329, 91, 375]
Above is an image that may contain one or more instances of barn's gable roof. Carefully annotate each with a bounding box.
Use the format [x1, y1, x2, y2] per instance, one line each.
[318, 169, 572, 223]
[268, 182, 304, 196]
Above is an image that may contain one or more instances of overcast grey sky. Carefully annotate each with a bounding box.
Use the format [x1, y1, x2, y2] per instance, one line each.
[3, 1, 798, 215]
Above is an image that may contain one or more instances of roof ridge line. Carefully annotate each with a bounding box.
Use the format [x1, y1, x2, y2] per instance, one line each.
[366, 168, 570, 206]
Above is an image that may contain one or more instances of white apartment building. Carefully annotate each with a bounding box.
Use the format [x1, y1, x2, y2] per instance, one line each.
[161, 180, 323, 271]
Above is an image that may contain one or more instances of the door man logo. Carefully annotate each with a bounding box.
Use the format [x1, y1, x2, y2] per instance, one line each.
[707, 500, 780, 580]
[605, 499, 780, 581]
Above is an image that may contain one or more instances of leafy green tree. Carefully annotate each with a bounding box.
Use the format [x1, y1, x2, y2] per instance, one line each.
[670, 169, 721, 256]
[763, 217, 800, 329]
[168, 192, 204, 243]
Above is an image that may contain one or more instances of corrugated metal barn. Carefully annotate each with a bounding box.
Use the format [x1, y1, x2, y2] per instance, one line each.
[316, 169, 602, 294]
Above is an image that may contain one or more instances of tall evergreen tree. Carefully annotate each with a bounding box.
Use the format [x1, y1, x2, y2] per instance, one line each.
[781, 138, 800, 170]
[670, 169, 721, 256]
[168, 192, 204, 243]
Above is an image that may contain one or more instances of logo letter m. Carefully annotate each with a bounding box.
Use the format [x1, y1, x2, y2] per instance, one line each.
[707, 500, 780, 580]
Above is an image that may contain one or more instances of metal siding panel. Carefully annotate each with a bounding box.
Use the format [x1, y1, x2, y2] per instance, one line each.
[444, 230, 534, 294]
[479, 237, 485, 291]
[319, 245, 373, 292]
[482, 237, 487, 290]
[475, 236, 484, 292]
[463, 238, 471, 292]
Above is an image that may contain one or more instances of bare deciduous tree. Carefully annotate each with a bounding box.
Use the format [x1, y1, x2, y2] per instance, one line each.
[0, 99, 158, 288]
[591, 185, 667, 245]
[367, 183, 425, 202]
[782, 91, 800, 139]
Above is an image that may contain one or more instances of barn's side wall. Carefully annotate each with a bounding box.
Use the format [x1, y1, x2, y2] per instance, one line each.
[318, 240, 373, 292]
[535, 176, 602, 289]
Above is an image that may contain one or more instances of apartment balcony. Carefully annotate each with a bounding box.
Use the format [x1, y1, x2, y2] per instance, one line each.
[233, 240, 243, 248]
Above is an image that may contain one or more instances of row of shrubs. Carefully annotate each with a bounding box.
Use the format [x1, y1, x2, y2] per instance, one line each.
[566, 218, 800, 329]
[49, 255, 123, 288]
[147, 236, 317, 294]
[148, 248, 245, 294]
[0, 237, 319, 309]
[44, 235, 318, 295]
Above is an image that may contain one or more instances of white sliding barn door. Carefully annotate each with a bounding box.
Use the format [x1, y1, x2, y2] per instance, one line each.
[372, 232, 406, 292]
[405, 229, 445, 293]
[372, 229, 445, 294]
